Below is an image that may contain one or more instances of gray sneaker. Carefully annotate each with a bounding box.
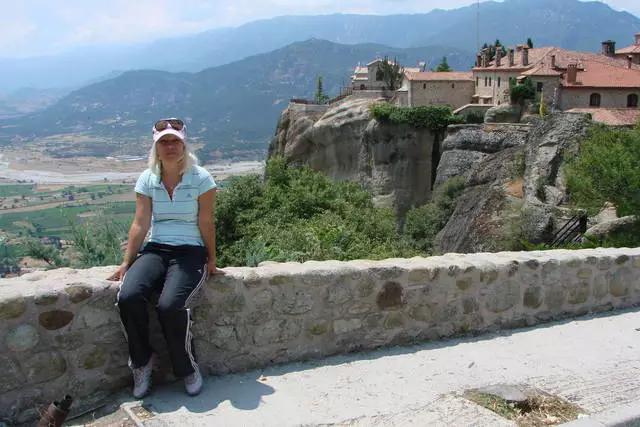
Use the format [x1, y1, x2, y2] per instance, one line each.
[132, 354, 157, 399]
[184, 365, 203, 396]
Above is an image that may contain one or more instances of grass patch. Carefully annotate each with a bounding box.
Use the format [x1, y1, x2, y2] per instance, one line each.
[465, 389, 584, 426]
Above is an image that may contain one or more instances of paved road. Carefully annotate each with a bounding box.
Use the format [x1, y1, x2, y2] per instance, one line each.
[81, 309, 640, 426]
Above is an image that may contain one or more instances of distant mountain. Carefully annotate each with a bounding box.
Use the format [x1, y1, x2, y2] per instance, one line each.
[0, 40, 474, 160]
[1, 0, 638, 93]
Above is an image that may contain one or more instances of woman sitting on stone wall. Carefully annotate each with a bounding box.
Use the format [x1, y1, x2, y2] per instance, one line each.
[107, 118, 224, 398]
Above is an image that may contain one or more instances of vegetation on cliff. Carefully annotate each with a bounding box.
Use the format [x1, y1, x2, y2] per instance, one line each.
[564, 124, 640, 246]
[369, 104, 463, 134]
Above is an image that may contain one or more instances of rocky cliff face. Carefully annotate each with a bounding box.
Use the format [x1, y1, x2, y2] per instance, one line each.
[434, 113, 593, 254]
[270, 99, 597, 254]
[269, 99, 438, 215]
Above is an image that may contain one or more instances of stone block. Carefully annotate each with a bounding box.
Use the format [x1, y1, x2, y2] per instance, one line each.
[333, 318, 363, 334]
[273, 287, 314, 314]
[456, 277, 473, 290]
[6, 324, 39, 352]
[609, 267, 632, 297]
[0, 354, 25, 393]
[308, 321, 329, 336]
[327, 283, 353, 305]
[0, 296, 27, 319]
[408, 268, 439, 283]
[523, 287, 542, 309]
[34, 292, 59, 306]
[39, 310, 74, 330]
[83, 347, 109, 370]
[384, 312, 405, 329]
[545, 289, 565, 310]
[376, 282, 403, 310]
[222, 294, 246, 313]
[567, 281, 591, 305]
[20, 351, 66, 384]
[593, 275, 609, 300]
[486, 280, 520, 313]
[356, 277, 376, 297]
[252, 289, 273, 309]
[65, 284, 93, 303]
[253, 319, 301, 346]
[462, 297, 479, 314]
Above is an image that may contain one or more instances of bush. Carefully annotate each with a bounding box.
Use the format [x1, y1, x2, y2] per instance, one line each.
[565, 125, 640, 217]
[403, 176, 466, 253]
[370, 104, 456, 133]
[215, 157, 418, 266]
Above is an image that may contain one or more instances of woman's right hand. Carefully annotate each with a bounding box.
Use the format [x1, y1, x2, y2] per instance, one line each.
[107, 262, 129, 282]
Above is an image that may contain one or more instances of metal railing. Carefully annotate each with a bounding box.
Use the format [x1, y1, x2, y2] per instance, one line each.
[551, 213, 588, 247]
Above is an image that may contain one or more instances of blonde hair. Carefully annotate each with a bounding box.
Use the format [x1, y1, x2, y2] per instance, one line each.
[148, 137, 199, 176]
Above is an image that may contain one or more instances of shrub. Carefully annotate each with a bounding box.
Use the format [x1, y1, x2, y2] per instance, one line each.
[403, 176, 466, 253]
[370, 104, 455, 133]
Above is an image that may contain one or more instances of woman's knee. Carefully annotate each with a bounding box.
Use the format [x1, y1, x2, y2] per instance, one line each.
[116, 283, 147, 308]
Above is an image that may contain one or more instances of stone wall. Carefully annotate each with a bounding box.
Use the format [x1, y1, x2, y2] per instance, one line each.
[408, 80, 475, 109]
[560, 88, 640, 110]
[2, 248, 640, 424]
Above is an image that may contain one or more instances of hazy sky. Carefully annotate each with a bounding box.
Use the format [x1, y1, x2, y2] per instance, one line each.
[2, 0, 639, 58]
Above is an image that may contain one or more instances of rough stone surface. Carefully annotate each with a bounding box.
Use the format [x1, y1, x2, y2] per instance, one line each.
[65, 284, 93, 303]
[1, 250, 640, 425]
[6, 324, 39, 352]
[83, 347, 109, 370]
[39, 310, 74, 330]
[20, 351, 66, 384]
[0, 354, 25, 394]
[34, 292, 59, 306]
[0, 296, 27, 319]
[269, 98, 436, 215]
[484, 104, 522, 123]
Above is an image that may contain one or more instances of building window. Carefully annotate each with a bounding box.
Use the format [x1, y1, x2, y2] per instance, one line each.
[628, 94, 638, 108]
[476, 77, 479, 86]
[489, 77, 492, 86]
[589, 93, 601, 107]
[423, 83, 427, 89]
[485, 77, 488, 86]
[497, 77, 501, 87]
[360, 84, 366, 90]
[537, 82, 544, 92]
[452, 83, 455, 89]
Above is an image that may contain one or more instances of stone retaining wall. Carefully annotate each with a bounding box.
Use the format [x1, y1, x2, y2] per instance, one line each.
[1, 248, 640, 424]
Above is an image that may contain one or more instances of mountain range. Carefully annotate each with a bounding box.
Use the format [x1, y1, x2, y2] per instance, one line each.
[1, 0, 639, 160]
[2, 0, 639, 94]
[0, 40, 473, 161]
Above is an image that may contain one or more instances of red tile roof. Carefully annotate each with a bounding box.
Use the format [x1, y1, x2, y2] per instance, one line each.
[562, 60, 640, 88]
[521, 62, 563, 77]
[475, 46, 640, 71]
[405, 71, 473, 81]
[565, 108, 639, 126]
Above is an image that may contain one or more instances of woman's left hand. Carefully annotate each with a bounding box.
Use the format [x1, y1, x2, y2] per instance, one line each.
[207, 259, 225, 277]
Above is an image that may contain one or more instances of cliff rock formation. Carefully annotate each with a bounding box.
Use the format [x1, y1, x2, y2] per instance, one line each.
[270, 99, 439, 214]
[434, 113, 593, 254]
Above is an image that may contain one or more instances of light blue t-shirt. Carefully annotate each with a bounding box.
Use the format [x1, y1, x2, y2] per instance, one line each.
[134, 165, 216, 247]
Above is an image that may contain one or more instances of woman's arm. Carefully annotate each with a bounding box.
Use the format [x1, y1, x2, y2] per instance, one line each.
[107, 193, 152, 281]
[198, 188, 222, 275]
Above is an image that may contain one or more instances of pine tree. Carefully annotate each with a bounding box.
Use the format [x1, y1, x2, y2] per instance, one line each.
[314, 75, 328, 104]
[527, 38, 534, 48]
[435, 56, 452, 72]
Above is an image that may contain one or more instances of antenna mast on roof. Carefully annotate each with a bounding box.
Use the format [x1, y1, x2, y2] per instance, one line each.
[476, 0, 480, 53]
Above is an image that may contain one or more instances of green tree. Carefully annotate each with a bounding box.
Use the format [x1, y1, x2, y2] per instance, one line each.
[527, 37, 534, 48]
[314, 75, 328, 104]
[403, 177, 466, 253]
[435, 56, 452, 72]
[24, 239, 69, 268]
[565, 125, 640, 217]
[376, 57, 404, 91]
[509, 77, 535, 106]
